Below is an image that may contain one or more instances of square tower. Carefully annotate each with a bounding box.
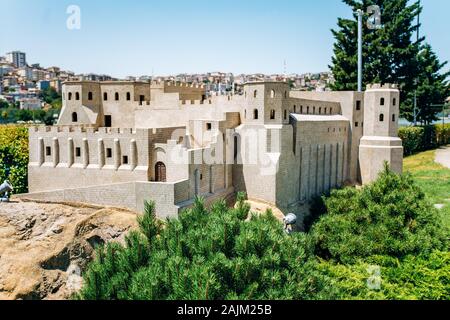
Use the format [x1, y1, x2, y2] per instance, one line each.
[359, 84, 403, 184]
[242, 82, 291, 125]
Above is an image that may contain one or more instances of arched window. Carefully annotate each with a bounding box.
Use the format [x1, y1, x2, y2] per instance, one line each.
[253, 109, 259, 120]
[270, 110, 276, 120]
[68, 92, 72, 100]
[244, 109, 247, 119]
[253, 90, 258, 98]
[88, 92, 93, 100]
[393, 98, 396, 106]
[115, 92, 119, 101]
[319, 107, 322, 114]
[392, 114, 396, 122]
[294, 105, 296, 113]
[126, 92, 131, 101]
[330, 107, 333, 114]
[75, 92, 80, 100]
[300, 106, 303, 113]
[380, 98, 385, 106]
[284, 91, 288, 99]
[324, 107, 327, 114]
[284, 110, 287, 120]
[103, 92, 108, 101]
[155, 162, 166, 182]
[72, 112, 78, 122]
[307, 106, 310, 114]
[379, 114, 385, 122]
[270, 90, 275, 98]
[313, 106, 316, 114]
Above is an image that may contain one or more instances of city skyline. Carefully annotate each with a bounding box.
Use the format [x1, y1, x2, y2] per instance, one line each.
[0, 0, 448, 78]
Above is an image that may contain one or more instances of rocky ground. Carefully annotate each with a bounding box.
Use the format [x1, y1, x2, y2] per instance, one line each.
[0, 199, 137, 300]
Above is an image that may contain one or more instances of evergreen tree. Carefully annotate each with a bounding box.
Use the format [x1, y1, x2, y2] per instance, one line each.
[77, 195, 334, 300]
[310, 164, 447, 264]
[330, 0, 449, 122]
[76, 175, 448, 300]
[402, 45, 450, 124]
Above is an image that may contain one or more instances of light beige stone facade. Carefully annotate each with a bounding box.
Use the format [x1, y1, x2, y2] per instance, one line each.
[24, 80, 403, 218]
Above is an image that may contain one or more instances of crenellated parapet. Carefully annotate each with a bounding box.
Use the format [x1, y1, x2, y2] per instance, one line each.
[366, 83, 398, 90]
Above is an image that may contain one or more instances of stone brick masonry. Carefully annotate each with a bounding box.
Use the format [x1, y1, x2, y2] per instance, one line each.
[22, 80, 403, 218]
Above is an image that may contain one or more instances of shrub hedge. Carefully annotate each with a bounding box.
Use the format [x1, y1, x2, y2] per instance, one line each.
[399, 124, 450, 156]
[0, 125, 29, 194]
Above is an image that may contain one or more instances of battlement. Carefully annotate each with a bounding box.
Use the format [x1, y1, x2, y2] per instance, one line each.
[28, 125, 152, 136]
[366, 83, 398, 90]
[62, 80, 205, 89]
[29, 125, 186, 140]
[161, 81, 204, 89]
[180, 93, 243, 107]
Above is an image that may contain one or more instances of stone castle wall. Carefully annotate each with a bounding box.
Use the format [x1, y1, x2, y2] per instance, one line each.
[25, 81, 403, 218]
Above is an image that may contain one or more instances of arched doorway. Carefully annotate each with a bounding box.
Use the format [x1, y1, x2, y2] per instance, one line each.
[155, 162, 166, 182]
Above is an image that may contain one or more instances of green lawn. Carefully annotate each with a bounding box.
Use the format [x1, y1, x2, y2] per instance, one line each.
[404, 149, 450, 230]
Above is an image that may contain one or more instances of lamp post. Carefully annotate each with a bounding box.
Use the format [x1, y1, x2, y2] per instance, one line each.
[357, 9, 363, 92]
[413, 0, 421, 126]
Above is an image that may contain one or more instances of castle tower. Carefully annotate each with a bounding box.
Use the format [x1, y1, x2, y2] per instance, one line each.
[242, 81, 291, 125]
[359, 84, 403, 184]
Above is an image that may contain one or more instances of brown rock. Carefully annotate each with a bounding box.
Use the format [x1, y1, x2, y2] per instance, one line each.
[0, 200, 137, 300]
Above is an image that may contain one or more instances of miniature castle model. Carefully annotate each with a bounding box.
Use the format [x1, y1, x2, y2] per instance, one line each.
[25, 80, 403, 218]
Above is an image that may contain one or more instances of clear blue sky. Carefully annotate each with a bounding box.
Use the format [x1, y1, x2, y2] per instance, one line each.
[0, 0, 448, 78]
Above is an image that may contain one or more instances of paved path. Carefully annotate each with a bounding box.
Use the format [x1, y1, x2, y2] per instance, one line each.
[435, 145, 450, 169]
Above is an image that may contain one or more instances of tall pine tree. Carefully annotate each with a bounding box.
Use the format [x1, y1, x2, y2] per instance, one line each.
[330, 0, 449, 123]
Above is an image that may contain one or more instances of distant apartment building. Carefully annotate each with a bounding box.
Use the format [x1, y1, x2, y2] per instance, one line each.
[0, 64, 14, 77]
[32, 69, 49, 81]
[6, 51, 27, 68]
[17, 66, 33, 80]
[3, 76, 18, 87]
[38, 80, 50, 91]
[49, 79, 63, 93]
[19, 97, 42, 110]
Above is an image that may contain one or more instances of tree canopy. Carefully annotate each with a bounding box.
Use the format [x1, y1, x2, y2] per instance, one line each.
[330, 0, 449, 123]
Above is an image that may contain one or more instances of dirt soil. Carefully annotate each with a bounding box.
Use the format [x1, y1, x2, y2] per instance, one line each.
[0, 199, 137, 300]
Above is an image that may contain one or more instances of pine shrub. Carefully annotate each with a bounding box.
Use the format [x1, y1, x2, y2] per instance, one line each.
[78, 196, 334, 300]
[310, 164, 448, 264]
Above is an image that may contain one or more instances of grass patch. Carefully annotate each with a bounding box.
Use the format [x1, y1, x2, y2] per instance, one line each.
[404, 149, 450, 230]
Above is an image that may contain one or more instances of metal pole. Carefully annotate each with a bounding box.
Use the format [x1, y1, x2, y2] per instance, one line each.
[357, 9, 363, 92]
[413, 0, 421, 126]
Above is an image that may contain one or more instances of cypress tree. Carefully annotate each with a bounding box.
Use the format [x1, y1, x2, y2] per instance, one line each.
[330, 0, 449, 122]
